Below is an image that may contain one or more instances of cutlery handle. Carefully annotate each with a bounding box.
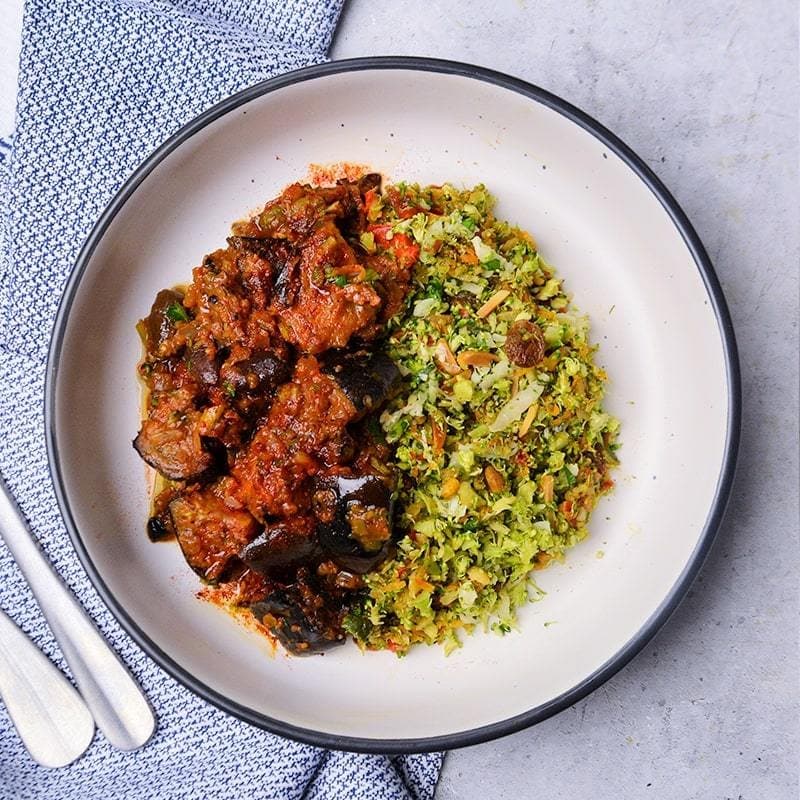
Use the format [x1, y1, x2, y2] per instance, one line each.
[0, 608, 95, 768]
[0, 477, 155, 750]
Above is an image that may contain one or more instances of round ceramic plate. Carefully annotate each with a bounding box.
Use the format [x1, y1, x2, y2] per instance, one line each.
[46, 58, 740, 752]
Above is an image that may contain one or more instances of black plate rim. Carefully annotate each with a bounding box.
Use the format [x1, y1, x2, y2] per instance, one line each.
[44, 56, 742, 754]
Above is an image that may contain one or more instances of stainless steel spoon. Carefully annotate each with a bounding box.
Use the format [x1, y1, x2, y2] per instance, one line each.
[0, 607, 94, 767]
[0, 476, 156, 751]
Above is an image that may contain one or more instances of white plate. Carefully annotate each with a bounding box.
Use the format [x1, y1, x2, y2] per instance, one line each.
[46, 58, 740, 752]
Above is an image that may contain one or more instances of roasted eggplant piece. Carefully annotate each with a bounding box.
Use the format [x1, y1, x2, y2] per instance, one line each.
[228, 235, 301, 307]
[358, 173, 382, 195]
[143, 288, 186, 352]
[134, 374, 226, 482]
[146, 514, 174, 542]
[133, 422, 223, 483]
[239, 517, 320, 573]
[312, 474, 394, 574]
[227, 235, 279, 259]
[146, 482, 180, 542]
[186, 345, 220, 385]
[169, 488, 260, 582]
[251, 587, 345, 655]
[223, 350, 291, 396]
[319, 349, 400, 420]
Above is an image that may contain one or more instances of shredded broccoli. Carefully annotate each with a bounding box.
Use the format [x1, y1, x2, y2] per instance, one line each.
[344, 183, 619, 655]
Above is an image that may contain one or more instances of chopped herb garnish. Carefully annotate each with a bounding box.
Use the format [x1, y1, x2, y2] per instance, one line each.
[333, 275, 348, 288]
[365, 415, 384, 441]
[359, 231, 376, 253]
[222, 381, 236, 399]
[342, 605, 373, 640]
[426, 278, 444, 300]
[166, 302, 190, 323]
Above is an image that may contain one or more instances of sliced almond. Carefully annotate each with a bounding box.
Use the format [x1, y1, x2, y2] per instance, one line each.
[430, 419, 446, 453]
[456, 350, 499, 369]
[540, 473, 555, 504]
[518, 402, 539, 438]
[476, 289, 511, 318]
[483, 465, 505, 493]
[441, 476, 461, 499]
[433, 339, 462, 375]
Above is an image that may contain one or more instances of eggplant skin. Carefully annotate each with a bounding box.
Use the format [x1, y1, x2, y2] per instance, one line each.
[146, 515, 174, 542]
[273, 255, 300, 307]
[144, 288, 184, 352]
[358, 173, 382, 194]
[132, 430, 223, 483]
[251, 593, 345, 655]
[226, 236, 278, 258]
[225, 350, 292, 396]
[313, 474, 394, 574]
[239, 518, 320, 573]
[186, 345, 220, 385]
[227, 236, 301, 307]
[318, 349, 400, 420]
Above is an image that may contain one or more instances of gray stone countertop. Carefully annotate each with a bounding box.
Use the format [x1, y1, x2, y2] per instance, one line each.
[332, 2, 798, 797]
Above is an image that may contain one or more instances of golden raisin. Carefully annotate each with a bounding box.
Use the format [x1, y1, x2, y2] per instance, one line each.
[504, 320, 546, 367]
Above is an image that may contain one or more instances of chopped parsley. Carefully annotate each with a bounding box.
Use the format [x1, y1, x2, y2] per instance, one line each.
[166, 302, 190, 323]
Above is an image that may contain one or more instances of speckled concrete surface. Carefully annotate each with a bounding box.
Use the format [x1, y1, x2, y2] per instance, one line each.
[332, 2, 799, 797]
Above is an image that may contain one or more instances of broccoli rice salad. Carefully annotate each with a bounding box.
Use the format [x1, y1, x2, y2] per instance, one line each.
[344, 181, 619, 654]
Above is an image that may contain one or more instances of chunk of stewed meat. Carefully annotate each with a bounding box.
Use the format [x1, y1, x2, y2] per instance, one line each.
[230, 181, 412, 354]
[228, 236, 302, 309]
[231, 356, 359, 520]
[274, 219, 383, 354]
[169, 488, 260, 582]
[133, 387, 223, 482]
